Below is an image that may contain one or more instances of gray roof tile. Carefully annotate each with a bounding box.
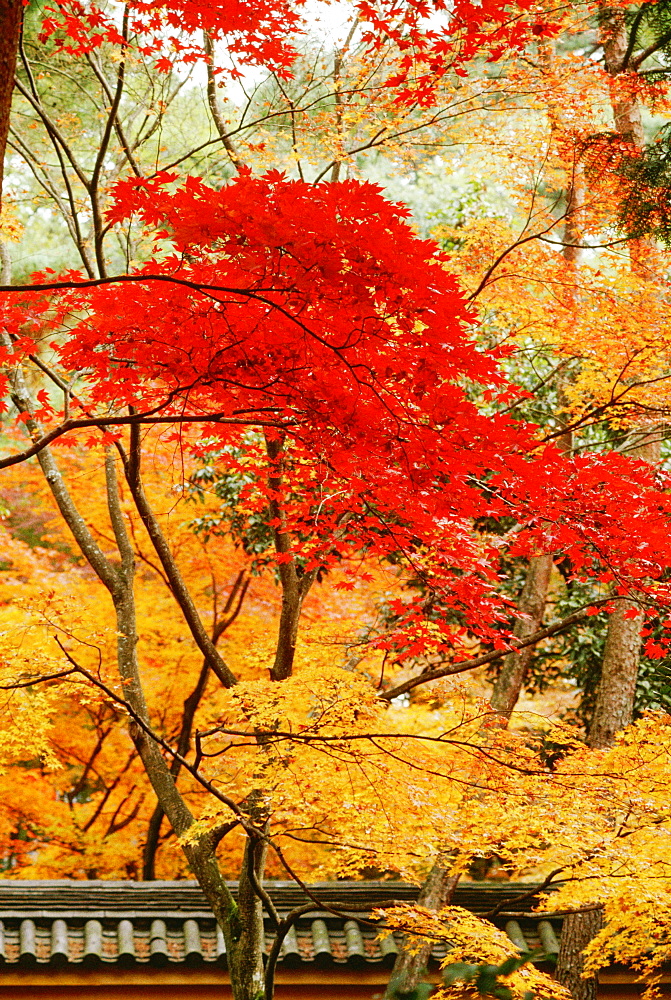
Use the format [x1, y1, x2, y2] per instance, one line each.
[83, 919, 102, 966]
[0, 881, 561, 970]
[19, 919, 37, 966]
[149, 918, 169, 967]
[50, 919, 68, 966]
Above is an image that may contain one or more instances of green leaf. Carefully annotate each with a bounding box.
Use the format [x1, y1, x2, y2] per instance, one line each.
[475, 963, 499, 995]
[492, 985, 513, 1000]
[386, 974, 435, 999]
[442, 962, 480, 985]
[441, 951, 546, 999]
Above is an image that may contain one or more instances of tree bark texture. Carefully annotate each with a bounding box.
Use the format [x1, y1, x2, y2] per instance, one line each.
[587, 597, 644, 748]
[396, 553, 553, 989]
[264, 433, 317, 681]
[555, 909, 604, 1000]
[385, 864, 460, 996]
[142, 573, 247, 879]
[490, 553, 553, 718]
[601, 18, 645, 147]
[141, 660, 211, 879]
[588, 431, 659, 749]
[0, 0, 21, 211]
[231, 836, 268, 1000]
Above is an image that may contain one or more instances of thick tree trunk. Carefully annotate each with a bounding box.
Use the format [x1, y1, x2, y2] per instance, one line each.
[142, 661, 210, 879]
[555, 17, 655, 999]
[588, 597, 644, 748]
[588, 432, 659, 750]
[567, 433, 656, 991]
[1, 359, 268, 1000]
[601, 20, 645, 146]
[555, 909, 604, 1000]
[490, 553, 553, 718]
[229, 837, 268, 1000]
[0, 0, 21, 211]
[385, 864, 460, 996]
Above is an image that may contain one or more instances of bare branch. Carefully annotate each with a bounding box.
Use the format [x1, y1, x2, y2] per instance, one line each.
[0, 668, 77, 689]
[202, 31, 245, 172]
[380, 602, 613, 702]
[0, 411, 291, 471]
[484, 868, 565, 918]
[52, 637, 243, 819]
[121, 421, 238, 689]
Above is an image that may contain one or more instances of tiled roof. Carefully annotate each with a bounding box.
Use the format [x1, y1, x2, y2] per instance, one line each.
[0, 880, 561, 970]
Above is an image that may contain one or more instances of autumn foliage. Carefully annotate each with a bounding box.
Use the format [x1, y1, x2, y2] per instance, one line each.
[2, 0, 671, 998]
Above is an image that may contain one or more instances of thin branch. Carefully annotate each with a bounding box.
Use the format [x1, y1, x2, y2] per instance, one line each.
[143, 571, 248, 878]
[0, 668, 77, 689]
[51, 637, 244, 819]
[379, 602, 612, 702]
[89, 5, 130, 276]
[246, 834, 280, 929]
[484, 869, 565, 918]
[0, 271, 361, 360]
[631, 25, 671, 70]
[13, 76, 90, 189]
[202, 31, 245, 172]
[121, 422, 238, 689]
[1, 335, 121, 593]
[83, 750, 136, 833]
[0, 411, 290, 471]
[85, 50, 143, 178]
[467, 215, 566, 302]
[7, 131, 94, 275]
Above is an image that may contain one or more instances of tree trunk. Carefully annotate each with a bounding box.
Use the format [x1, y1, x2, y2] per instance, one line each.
[568, 433, 657, 989]
[601, 18, 645, 147]
[0, 0, 21, 211]
[385, 864, 460, 996]
[487, 38, 579, 723]
[588, 431, 659, 749]
[588, 597, 644, 748]
[228, 836, 268, 1000]
[555, 15, 656, 998]
[0, 360, 268, 999]
[555, 909, 604, 1000]
[490, 553, 553, 718]
[386, 557, 552, 994]
[264, 433, 317, 681]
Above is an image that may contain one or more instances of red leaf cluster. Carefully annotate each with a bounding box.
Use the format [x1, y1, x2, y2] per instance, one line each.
[11, 171, 671, 656]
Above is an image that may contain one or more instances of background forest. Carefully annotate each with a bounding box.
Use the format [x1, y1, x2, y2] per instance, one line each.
[1, 0, 671, 998]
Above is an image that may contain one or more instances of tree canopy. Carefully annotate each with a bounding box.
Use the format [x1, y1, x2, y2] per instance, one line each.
[2, 1, 671, 999]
